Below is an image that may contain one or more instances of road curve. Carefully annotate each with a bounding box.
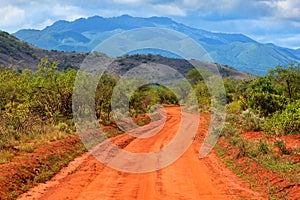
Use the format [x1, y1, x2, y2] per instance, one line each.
[19, 107, 264, 200]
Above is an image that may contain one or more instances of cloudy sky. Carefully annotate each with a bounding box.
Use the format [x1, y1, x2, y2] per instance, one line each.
[0, 0, 300, 49]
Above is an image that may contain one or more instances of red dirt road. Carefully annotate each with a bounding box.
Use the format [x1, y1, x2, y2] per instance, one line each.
[19, 107, 263, 200]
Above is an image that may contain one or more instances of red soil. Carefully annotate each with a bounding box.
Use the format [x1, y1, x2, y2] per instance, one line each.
[0, 137, 84, 199]
[243, 131, 300, 148]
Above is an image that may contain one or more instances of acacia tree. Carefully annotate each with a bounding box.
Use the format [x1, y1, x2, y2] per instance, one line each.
[269, 64, 300, 100]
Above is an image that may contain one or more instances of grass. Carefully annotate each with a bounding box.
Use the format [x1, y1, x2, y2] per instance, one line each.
[215, 144, 245, 178]
[258, 156, 300, 183]
[2, 138, 87, 200]
[216, 119, 300, 199]
[222, 131, 300, 182]
[0, 128, 75, 165]
[214, 144, 259, 195]
[0, 150, 16, 164]
[17, 143, 35, 153]
[104, 128, 122, 138]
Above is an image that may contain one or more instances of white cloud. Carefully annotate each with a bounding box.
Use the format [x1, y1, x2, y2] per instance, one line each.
[264, 0, 300, 20]
[152, 4, 186, 16]
[0, 5, 25, 27]
[254, 33, 300, 49]
[113, 0, 142, 3]
[52, 4, 87, 21]
[32, 19, 55, 30]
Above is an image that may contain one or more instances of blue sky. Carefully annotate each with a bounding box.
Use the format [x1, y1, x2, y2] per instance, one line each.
[0, 0, 300, 49]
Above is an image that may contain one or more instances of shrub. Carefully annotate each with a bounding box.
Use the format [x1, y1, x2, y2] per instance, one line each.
[228, 136, 249, 158]
[258, 139, 270, 155]
[236, 138, 248, 158]
[240, 76, 286, 117]
[226, 101, 242, 114]
[274, 139, 289, 155]
[221, 122, 238, 138]
[56, 122, 71, 133]
[240, 109, 264, 131]
[264, 100, 300, 136]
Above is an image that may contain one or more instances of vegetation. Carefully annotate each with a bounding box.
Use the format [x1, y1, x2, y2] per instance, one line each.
[0, 50, 299, 198]
[0, 58, 78, 163]
[213, 63, 300, 198]
[0, 56, 182, 160]
[0, 56, 180, 199]
[182, 62, 299, 136]
[221, 63, 300, 136]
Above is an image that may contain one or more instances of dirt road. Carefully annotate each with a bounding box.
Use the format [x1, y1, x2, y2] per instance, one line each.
[19, 107, 264, 200]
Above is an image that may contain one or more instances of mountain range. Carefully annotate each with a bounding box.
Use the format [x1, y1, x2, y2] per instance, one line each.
[0, 30, 251, 80]
[13, 15, 300, 75]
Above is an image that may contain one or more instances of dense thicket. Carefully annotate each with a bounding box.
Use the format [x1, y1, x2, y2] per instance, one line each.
[0, 57, 179, 149]
[225, 64, 300, 136]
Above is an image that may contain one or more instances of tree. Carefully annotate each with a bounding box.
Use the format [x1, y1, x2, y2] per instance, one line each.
[239, 76, 286, 117]
[269, 64, 300, 100]
[95, 72, 118, 124]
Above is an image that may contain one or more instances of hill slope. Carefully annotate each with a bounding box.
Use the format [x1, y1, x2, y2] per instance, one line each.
[0, 31, 87, 70]
[14, 15, 300, 75]
[0, 31, 250, 80]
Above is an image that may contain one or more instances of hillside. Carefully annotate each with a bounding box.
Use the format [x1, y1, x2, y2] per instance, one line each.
[14, 15, 300, 75]
[288, 48, 300, 59]
[0, 31, 87, 70]
[111, 54, 251, 80]
[0, 31, 250, 79]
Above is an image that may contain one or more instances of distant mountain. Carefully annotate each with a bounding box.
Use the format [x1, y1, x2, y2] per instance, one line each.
[0, 31, 250, 80]
[13, 15, 300, 75]
[287, 48, 300, 59]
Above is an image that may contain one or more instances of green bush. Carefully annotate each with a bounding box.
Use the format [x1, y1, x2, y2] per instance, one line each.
[274, 140, 289, 155]
[239, 76, 286, 117]
[240, 109, 264, 131]
[221, 122, 239, 137]
[258, 139, 270, 155]
[226, 101, 242, 114]
[236, 138, 248, 158]
[264, 100, 300, 136]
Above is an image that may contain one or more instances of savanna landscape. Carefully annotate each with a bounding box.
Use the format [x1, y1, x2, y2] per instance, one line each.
[1, 1, 300, 200]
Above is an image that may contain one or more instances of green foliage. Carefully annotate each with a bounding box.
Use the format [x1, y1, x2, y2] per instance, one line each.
[233, 64, 299, 134]
[95, 72, 118, 125]
[223, 78, 238, 103]
[221, 122, 239, 138]
[31, 57, 77, 122]
[226, 101, 242, 114]
[0, 58, 78, 152]
[240, 76, 286, 117]
[192, 81, 211, 110]
[235, 137, 248, 158]
[269, 64, 300, 100]
[240, 109, 264, 131]
[274, 140, 289, 155]
[258, 139, 270, 155]
[185, 68, 204, 85]
[129, 84, 178, 117]
[264, 100, 300, 136]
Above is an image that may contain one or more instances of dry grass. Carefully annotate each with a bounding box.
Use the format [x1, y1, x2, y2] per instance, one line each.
[0, 126, 76, 165]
